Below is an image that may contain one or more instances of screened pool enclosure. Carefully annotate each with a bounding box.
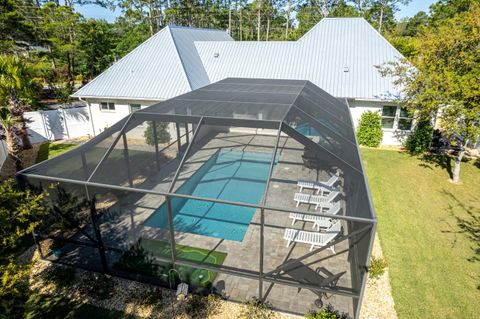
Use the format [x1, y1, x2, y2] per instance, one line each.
[18, 78, 376, 318]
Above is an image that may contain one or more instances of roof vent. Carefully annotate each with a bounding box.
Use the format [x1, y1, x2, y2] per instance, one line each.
[214, 52, 219, 58]
[343, 66, 349, 73]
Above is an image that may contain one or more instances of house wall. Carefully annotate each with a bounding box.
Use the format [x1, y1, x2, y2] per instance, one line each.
[348, 100, 411, 146]
[86, 99, 160, 136]
[85, 98, 410, 146]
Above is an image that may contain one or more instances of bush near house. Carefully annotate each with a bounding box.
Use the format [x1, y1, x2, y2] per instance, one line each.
[356, 111, 383, 147]
[404, 119, 433, 155]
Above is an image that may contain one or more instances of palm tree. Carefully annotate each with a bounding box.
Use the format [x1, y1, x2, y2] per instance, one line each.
[0, 55, 36, 150]
[0, 107, 22, 171]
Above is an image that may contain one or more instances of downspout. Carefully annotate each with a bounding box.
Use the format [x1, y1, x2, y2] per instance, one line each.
[79, 97, 96, 137]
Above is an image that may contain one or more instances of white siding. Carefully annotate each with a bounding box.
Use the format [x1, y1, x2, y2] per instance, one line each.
[87, 99, 158, 135]
[349, 100, 411, 146]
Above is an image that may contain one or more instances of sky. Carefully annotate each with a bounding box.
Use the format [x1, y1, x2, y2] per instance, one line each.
[76, 0, 439, 24]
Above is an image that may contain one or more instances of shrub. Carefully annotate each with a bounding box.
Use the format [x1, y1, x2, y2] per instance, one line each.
[369, 256, 388, 279]
[405, 118, 433, 155]
[240, 297, 277, 319]
[184, 294, 221, 318]
[357, 111, 383, 147]
[305, 304, 351, 319]
[143, 121, 171, 146]
[43, 266, 75, 289]
[78, 272, 116, 300]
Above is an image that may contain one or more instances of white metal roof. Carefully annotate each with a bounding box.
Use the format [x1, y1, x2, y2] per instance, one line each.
[74, 18, 403, 101]
[196, 18, 404, 100]
[72, 26, 233, 100]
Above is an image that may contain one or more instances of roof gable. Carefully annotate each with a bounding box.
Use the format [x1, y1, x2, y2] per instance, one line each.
[73, 26, 232, 100]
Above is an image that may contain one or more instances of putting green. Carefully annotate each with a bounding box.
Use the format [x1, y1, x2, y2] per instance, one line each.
[119, 238, 227, 288]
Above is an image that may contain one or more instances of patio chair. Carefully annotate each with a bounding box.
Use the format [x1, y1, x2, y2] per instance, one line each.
[310, 191, 340, 210]
[297, 175, 339, 194]
[294, 192, 311, 207]
[278, 259, 345, 302]
[289, 201, 342, 229]
[283, 220, 342, 252]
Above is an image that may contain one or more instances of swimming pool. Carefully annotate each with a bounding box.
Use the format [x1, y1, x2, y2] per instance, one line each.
[144, 149, 276, 241]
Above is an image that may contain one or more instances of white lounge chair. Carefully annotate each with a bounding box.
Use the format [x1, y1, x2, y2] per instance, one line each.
[310, 191, 339, 209]
[293, 190, 339, 209]
[294, 192, 311, 207]
[289, 201, 342, 230]
[297, 175, 339, 194]
[284, 221, 342, 252]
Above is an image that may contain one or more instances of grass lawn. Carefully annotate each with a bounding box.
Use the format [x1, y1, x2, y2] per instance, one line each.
[361, 148, 480, 318]
[36, 142, 79, 163]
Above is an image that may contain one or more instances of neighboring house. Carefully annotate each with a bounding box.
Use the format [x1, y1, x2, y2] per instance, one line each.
[73, 18, 409, 145]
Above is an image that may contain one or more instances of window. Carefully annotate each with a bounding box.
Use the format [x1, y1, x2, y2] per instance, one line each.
[381, 106, 396, 129]
[100, 102, 115, 111]
[381, 106, 413, 130]
[130, 104, 141, 113]
[398, 107, 413, 130]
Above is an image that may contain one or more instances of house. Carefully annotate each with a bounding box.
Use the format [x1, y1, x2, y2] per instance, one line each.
[73, 18, 409, 145]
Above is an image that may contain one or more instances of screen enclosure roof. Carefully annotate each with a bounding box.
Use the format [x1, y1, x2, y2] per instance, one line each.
[19, 78, 376, 221]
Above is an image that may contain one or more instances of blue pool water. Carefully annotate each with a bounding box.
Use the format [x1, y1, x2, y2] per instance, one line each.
[144, 149, 276, 241]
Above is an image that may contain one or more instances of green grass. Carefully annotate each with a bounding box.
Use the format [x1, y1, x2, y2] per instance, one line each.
[361, 148, 480, 319]
[36, 142, 78, 163]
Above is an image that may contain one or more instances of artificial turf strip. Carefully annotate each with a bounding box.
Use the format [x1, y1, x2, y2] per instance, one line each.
[139, 237, 227, 286]
[139, 237, 227, 265]
[115, 237, 227, 288]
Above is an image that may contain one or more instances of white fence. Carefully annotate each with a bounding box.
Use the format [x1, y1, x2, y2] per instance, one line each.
[0, 107, 93, 167]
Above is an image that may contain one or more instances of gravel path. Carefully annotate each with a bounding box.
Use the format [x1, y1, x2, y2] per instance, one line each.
[360, 234, 398, 319]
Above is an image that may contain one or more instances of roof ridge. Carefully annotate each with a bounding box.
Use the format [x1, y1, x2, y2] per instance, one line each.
[168, 26, 194, 91]
[167, 24, 228, 33]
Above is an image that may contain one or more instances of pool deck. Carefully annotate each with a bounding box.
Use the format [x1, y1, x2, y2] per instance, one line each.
[58, 130, 356, 316]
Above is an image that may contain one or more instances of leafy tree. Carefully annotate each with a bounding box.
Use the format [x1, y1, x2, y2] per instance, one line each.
[0, 107, 22, 171]
[397, 10, 428, 37]
[356, 111, 383, 147]
[0, 0, 34, 52]
[0, 179, 45, 249]
[428, 0, 472, 25]
[379, 4, 480, 182]
[0, 55, 37, 149]
[76, 19, 115, 80]
[39, 3, 82, 86]
[366, 0, 411, 34]
[143, 121, 171, 146]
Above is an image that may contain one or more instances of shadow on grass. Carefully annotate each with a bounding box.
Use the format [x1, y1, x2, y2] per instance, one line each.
[440, 190, 480, 289]
[24, 293, 137, 319]
[417, 153, 453, 179]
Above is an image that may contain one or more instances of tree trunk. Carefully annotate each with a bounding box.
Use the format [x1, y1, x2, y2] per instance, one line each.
[285, 0, 290, 39]
[5, 128, 22, 171]
[257, 7, 261, 41]
[239, 8, 243, 41]
[228, 0, 232, 35]
[148, 1, 154, 35]
[266, 17, 270, 41]
[378, 4, 384, 33]
[8, 97, 32, 150]
[452, 141, 469, 183]
[19, 114, 32, 150]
